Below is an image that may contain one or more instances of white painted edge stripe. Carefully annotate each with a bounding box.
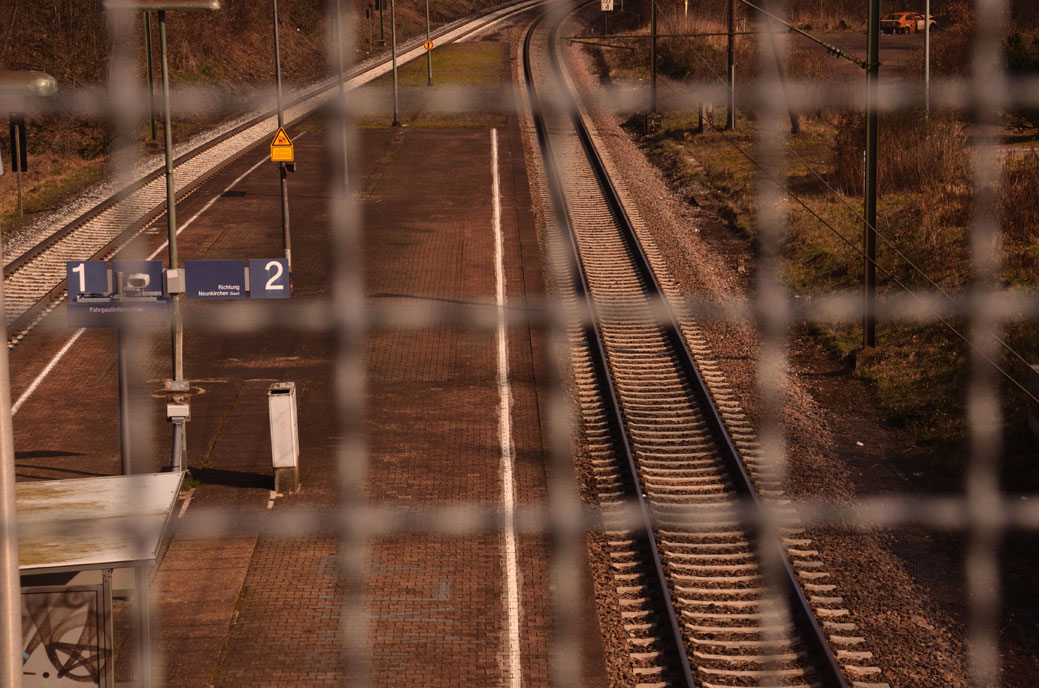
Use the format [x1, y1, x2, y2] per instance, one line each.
[492, 128, 522, 688]
[11, 328, 85, 416]
[13, 135, 301, 417]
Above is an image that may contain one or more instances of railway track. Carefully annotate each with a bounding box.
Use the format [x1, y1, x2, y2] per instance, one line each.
[521, 8, 888, 688]
[2, 0, 543, 346]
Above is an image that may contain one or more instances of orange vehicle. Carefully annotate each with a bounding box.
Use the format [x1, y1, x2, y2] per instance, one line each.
[881, 11, 934, 34]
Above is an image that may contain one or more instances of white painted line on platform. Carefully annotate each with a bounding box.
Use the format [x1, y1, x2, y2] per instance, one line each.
[492, 127, 522, 688]
[12, 328, 86, 416]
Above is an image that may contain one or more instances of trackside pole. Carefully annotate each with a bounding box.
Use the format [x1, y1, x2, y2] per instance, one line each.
[726, 0, 736, 129]
[650, 0, 657, 114]
[924, 0, 931, 117]
[863, 0, 879, 348]
[425, 0, 433, 86]
[391, 0, 400, 126]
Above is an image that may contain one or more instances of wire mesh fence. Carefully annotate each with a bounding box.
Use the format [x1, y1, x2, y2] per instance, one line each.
[0, 0, 1036, 686]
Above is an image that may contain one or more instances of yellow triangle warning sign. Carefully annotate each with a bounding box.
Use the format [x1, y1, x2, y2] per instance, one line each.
[271, 127, 294, 163]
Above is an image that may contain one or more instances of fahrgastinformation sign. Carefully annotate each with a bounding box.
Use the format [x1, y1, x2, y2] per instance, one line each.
[66, 258, 291, 327]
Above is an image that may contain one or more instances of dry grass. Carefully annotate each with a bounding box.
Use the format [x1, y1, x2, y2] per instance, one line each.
[830, 109, 971, 195]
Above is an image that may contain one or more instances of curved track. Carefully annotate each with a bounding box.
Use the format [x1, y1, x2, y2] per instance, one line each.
[522, 7, 887, 688]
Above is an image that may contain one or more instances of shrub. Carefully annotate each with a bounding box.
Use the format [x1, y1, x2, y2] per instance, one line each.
[829, 109, 970, 196]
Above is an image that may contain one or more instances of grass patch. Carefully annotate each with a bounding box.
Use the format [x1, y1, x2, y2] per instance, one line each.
[656, 117, 1039, 469]
[356, 42, 508, 128]
[0, 161, 103, 228]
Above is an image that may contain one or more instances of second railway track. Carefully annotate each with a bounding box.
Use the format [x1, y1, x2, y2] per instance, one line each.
[521, 7, 888, 688]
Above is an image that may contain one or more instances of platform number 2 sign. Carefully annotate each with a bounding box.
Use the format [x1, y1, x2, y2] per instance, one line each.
[249, 258, 290, 298]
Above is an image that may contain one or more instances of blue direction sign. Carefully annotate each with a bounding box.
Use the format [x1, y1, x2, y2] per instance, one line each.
[66, 261, 109, 300]
[112, 260, 164, 296]
[184, 260, 246, 299]
[67, 297, 171, 328]
[249, 259, 290, 299]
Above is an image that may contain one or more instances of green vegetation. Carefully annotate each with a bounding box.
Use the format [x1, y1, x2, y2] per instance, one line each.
[357, 43, 509, 128]
[642, 108, 1039, 455]
[0, 164, 103, 227]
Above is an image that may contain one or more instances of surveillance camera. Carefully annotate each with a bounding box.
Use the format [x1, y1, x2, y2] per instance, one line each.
[126, 273, 151, 289]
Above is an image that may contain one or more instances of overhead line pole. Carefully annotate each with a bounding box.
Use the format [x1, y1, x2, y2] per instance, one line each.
[924, 0, 931, 117]
[863, 0, 879, 348]
[650, 0, 657, 114]
[144, 11, 157, 140]
[391, 0, 400, 126]
[726, 0, 735, 129]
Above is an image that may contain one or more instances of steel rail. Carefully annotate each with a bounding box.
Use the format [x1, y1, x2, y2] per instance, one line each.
[534, 4, 851, 687]
[3, 0, 542, 342]
[522, 12, 698, 688]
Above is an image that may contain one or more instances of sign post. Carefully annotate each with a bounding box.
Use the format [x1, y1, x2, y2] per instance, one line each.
[424, 0, 433, 87]
[8, 114, 27, 218]
[271, 127, 294, 163]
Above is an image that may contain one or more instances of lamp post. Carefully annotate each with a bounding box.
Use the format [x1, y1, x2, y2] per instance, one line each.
[390, 0, 400, 126]
[103, 0, 222, 473]
[144, 11, 157, 141]
[336, 0, 349, 191]
[0, 68, 57, 688]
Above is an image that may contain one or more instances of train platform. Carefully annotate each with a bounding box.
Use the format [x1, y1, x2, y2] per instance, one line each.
[8, 41, 608, 687]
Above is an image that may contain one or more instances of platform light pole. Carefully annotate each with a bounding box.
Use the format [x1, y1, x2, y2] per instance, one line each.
[425, 0, 433, 86]
[272, 0, 293, 270]
[650, 0, 657, 114]
[390, 0, 400, 126]
[104, 0, 222, 472]
[144, 11, 157, 141]
[0, 68, 57, 688]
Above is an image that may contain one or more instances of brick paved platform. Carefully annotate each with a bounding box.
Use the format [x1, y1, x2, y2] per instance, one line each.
[9, 41, 607, 688]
